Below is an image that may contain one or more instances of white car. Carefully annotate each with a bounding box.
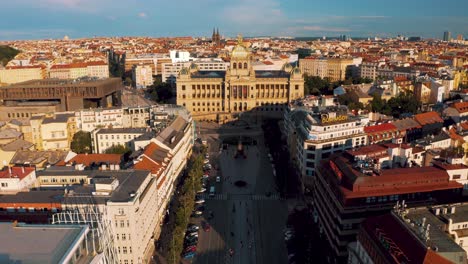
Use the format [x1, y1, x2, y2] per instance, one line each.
[216, 176, 221, 182]
[192, 211, 203, 216]
[205, 154, 209, 159]
[195, 199, 205, 204]
[186, 231, 198, 237]
[202, 175, 209, 180]
[204, 159, 210, 164]
[197, 188, 206, 193]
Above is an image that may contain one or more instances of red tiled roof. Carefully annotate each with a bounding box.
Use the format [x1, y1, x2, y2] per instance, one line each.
[67, 154, 122, 166]
[453, 102, 468, 114]
[414, 112, 443, 126]
[461, 122, 468, 131]
[364, 123, 397, 133]
[0, 167, 35, 180]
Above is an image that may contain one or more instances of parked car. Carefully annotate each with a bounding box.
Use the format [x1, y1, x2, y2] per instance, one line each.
[186, 233, 198, 239]
[185, 236, 198, 243]
[187, 225, 199, 232]
[184, 240, 198, 247]
[186, 231, 198, 237]
[196, 205, 205, 211]
[202, 174, 209, 180]
[192, 210, 203, 216]
[185, 245, 197, 252]
[205, 153, 209, 159]
[195, 199, 205, 204]
[216, 176, 221, 182]
[184, 246, 197, 253]
[191, 212, 202, 218]
[197, 188, 206, 193]
[183, 251, 196, 259]
[204, 159, 210, 164]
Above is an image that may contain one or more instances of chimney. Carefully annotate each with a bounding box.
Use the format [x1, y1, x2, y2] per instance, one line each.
[450, 206, 456, 214]
[8, 166, 11, 175]
[21, 167, 25, 174]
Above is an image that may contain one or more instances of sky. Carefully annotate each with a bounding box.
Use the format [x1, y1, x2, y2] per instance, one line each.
[1, 0, 467, 40]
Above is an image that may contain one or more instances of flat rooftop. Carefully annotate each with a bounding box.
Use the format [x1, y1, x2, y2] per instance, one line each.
[0, 222, 88, 264]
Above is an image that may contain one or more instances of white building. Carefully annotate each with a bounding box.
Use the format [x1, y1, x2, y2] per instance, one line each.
[91, 128, 148, 153]
[0, 166, 36, 193]
[169, 50, 191, 63]
[132, 64, 154, 89]
[284, 105, 367, 188]
[161, 58, 229, 83]
[75, 106, 151, 132]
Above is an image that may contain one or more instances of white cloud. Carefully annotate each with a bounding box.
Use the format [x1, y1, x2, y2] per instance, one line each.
[138, 12, 147, 18]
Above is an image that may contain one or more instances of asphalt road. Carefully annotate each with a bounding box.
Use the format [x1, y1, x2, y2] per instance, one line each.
[188, 124, 288, 264]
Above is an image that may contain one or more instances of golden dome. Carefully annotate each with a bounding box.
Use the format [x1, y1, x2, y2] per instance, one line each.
[231, 34, 250, 59]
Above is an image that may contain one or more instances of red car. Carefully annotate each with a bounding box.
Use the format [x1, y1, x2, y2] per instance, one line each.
[185, 246, 197, 253]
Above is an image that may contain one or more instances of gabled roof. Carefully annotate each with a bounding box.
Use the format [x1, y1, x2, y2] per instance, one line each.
[0, 166, 35, 180]
[134, 142, 172, 177]
[66, 154, 122, 166]
[414, 112, 443, 126]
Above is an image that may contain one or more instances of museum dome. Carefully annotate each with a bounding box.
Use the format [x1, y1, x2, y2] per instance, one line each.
[231, 34, 250, 59]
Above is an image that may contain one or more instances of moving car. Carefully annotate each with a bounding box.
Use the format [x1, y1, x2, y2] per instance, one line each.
[216, 176, 221, 182]
[209, 186, 215, 197]
[203, 222, 211, 232]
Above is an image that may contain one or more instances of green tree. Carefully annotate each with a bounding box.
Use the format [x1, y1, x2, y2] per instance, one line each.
[146, 76, 173, 103]
[124, 77, 132, 86]
[0, 46, 20, 66]
[70, 131, 92, 154]
[104, 144, 130, 154]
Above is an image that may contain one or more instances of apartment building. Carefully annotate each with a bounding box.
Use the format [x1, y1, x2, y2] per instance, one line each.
[313, 150, 463, 261]
[30, 112, 76, 151]
[299, 57, 354, 82]
[75, 106, 150, 132]
[348, 209, 466, 264]
[132, 64, 153, 89]
[283, 105, 367, 187]
[0, 66, 46, 85]
[49, 61, 109, 79]
[0, 166, 36, 194]
[359, 61, 385, 80]
[91, 128, 147, 153]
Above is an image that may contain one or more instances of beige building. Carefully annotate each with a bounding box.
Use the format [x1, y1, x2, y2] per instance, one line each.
[132, 64, 154, 89]
[30, 112, 76, 151]
[300, 57, 354, 82]
[176, 36, 304, 121]
[49, 62, 109, 80]
[0, 66, 46, 85]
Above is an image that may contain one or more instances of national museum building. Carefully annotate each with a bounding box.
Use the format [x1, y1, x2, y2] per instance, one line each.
[176, 36, 304, 121]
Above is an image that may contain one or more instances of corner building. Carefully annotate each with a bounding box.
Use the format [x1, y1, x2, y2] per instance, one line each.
[176, 36, 304, 121]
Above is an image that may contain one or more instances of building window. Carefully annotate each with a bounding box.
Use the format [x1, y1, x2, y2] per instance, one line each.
[182, 85, 186, 90]
[120, 220, 125, 228]
[122, 234, 126, 240]
[1, 183, 8, 187]
[123, 247, 128, 254]
[453, 174, 461, 180]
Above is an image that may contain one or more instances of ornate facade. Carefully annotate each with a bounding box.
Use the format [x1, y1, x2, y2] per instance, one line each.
[176, 36, 304, 121]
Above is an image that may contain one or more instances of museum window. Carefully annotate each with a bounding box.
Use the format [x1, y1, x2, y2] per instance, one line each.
[182, 85, 186, 90]
[295, 85, 299, 90]
[233, 62, 237, 69]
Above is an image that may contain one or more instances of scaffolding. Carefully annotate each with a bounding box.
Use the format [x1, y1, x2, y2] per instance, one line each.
[52, 194, 119, 264]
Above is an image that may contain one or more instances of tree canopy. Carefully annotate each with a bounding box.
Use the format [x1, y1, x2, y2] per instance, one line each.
[104, 144, 131, 155]
[303, 74, 373, 96]
[70, 131, 92, 154]
[0, 46, 20, 66]
[146, 76, 173, 103]
[369, 92, 420, 117]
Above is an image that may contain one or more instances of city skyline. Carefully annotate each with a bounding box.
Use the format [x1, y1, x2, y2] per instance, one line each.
[0, 0, 467, 40]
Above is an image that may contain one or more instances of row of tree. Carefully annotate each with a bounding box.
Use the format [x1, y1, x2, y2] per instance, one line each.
[164, 151, 204, 263]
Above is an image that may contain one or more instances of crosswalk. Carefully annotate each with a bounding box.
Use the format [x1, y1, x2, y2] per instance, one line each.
[199, 193, 282, 201]
[198, 193, 228, 200]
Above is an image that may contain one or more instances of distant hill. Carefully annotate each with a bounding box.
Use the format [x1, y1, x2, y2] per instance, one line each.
[0, 46, 20, 66]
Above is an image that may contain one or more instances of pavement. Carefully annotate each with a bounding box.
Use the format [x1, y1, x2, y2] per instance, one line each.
[187, 123, 288, 264]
